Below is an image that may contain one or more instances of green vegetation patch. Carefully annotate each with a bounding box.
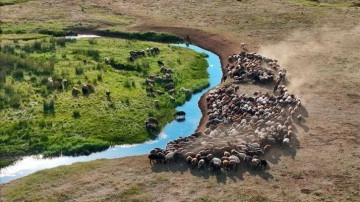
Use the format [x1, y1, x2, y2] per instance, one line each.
[0, 0, 33, 6]
[0, 36, 209, 166]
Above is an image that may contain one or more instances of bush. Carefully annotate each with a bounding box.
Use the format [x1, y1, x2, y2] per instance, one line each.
[56, 38, 67, 47]
[9, 95, 21, 108]
[75, 67, 84, 75]
[30, 76, 37, 82]
[73, 110, 81, 118]
[43, 99, 55, 114]
[12, 70, 24, 80]
[88, 39, 97, 45]
[123, 80, 132, 88]
[2, 45, 15, 54]
[86, 49, 100, 61]
[97, 74, 102, 81]
[97, 30, 183, 43]
[32, 41, 42, 51]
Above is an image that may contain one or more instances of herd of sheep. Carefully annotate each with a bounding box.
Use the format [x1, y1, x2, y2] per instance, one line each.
[148, 50, 305, 174]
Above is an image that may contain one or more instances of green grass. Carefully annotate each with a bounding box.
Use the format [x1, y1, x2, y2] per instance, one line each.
[0, 0, 33, 6]
[0, 36, 209, 166]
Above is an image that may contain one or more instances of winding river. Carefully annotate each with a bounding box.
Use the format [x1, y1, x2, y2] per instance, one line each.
[0, 43, 221, 184]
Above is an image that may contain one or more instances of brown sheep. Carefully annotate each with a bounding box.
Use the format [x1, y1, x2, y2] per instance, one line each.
[222, 159, 230, 170]
[264, 145, 271, 153]
[186, 156, 193, 165]
[184, 152, 196, 158]
[191, 158, 198, 168]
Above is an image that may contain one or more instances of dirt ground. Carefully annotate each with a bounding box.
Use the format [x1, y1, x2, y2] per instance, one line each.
[1, 0, 360, 201]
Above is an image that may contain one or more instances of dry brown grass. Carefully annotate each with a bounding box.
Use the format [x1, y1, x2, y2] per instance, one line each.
[1, 0, 360, 201]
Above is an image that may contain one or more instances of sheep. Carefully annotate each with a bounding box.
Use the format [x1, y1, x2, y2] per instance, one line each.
[264, 145, 271, 153]
[283, 138, 290, 147]
[146, 123, 157, 132]
[154, 100, 159, 108]
[165, 151, 179, 163]
[257, 159, 268, 170]
[206, 153, 214, 162]
[148, 153, 165, 165]
[168, 89, 175, 95]
[240, 42, 247, 50]
[233, 150, 247, 162]
[104, 57, 110, 64]
[184, 152, 196, 158]
[186, 156, 193, 165]
[228, 159, 239, 171]
[251, 156, 261, 169]
[147, 117, 159, 125]
[157, 60, 164, 66]
[169, 95, 175, 102]
[198, 159, 206, 170]
[210, 159, 222, 174]
[191, 157, 198, 168]
[72, 87, 80, 97]
[287, 130, 294, 138]
[222, 159, 230, 170]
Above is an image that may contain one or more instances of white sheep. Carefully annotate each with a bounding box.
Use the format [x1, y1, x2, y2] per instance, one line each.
[283, 138, 290, 147]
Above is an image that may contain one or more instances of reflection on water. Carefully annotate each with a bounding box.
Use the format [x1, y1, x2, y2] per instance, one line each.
[0, 44, 221, 184]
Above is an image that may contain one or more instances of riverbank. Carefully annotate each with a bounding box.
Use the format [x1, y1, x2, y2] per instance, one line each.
[0, 35, 210, 168]
[0, 43, 221, 183]
[130, 25, 240, 132]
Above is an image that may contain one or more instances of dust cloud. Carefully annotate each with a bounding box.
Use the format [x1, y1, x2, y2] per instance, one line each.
[257, 25, 360, 97]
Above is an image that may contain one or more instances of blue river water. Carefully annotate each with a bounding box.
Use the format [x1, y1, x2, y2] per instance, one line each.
[0, 44, 221, 184]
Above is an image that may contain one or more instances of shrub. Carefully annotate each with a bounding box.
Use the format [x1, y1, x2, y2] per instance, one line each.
[30, 76, 37, 82]
[123, 80, 132, 88]
[4, 85, 14, 94]
[56, 38, 67, 47]
[12, 70, 24, 80]
[97, 30, 183, 43]
[97, 74, 102, 81]
[43, 99, 55, 114]
[2, 45, 15, 54]
[75, 67, 84, 75]
[88, 39, 97, 45]
[73, 110, 81, 118]
[9, 95, 21, 108]
[124, 98, 130, 106]
[86, 49, 100, 61]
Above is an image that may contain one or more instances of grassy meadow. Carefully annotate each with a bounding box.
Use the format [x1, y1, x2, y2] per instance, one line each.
[0, 34, 209, 167]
